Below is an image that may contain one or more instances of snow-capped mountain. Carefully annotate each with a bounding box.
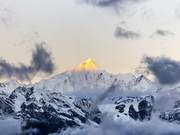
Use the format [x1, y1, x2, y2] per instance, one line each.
[33, 59, 157, 93]
[1, 59, 180, 134]
[0, 59, 157, 94]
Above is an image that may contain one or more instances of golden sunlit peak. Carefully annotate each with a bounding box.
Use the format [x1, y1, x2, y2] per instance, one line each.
[76, 58, 99, 71]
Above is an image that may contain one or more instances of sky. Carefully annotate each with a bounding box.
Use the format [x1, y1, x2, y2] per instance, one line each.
[1, 0, 180, 82]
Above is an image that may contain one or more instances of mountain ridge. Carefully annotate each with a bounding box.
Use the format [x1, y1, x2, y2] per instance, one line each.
[0, 59, 180, 134]
[0, 58, 157, 94]
[0, 69, 157, 94]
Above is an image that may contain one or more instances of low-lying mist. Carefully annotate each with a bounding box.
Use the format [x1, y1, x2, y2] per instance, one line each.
[53, 114, 180, 135]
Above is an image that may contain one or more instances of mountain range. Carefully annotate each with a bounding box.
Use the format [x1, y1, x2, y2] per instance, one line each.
[0, 58, 180, 135]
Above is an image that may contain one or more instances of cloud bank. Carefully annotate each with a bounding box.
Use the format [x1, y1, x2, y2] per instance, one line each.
[0, 42, 55, 81]
[114, 27, 140, 39]
[0, 118, 21, 135]
[142, 56, 180, 85]
[57, 114, 180, 135]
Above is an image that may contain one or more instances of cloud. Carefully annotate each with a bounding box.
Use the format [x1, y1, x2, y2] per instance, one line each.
[0, 7, 12, 26]
[142, 8, 154, 19]
[114, 27, 140, 39]
[31, 43, 54, 74]
[154, 89, 179, 111]
[175, 5, 180, 18]
[0, 42, 55, 81]
[65, 84, 156, 100]
[0, 118, 22, 135]
[57, 114, 180, 135]
[16, 31, 39, 46]
[78, 0, 145, 8]
[89, 85, 116, 114]
[0, 117, 39, 135]
[142, 56, 180, 85]
[151, 29, 174, 37]
[84, 0, 120, 7]
[77, 0, 149, 18]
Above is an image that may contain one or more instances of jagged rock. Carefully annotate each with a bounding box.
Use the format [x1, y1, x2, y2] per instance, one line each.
[115, 96, 154, 121]
[0, 91, 14, 116]
[115, 104, 125, 113]
[0, 87, 90, 134]
[160, 99, 180, 123]
[129, 105, 139, 120]
[73, 98, 102, 124]
[138, 96, 154, 121]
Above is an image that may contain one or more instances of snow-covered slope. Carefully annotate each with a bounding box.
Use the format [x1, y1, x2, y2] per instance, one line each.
[0, 86, 102, 134]
[0, 80, 21, 94]
[133, 75, 157, 91]
[34, 70, 157, 93]
[99, 95, 154, 121]
[34, 70, 115, 92]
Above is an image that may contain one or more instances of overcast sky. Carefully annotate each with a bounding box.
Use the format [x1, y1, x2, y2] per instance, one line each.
[0, 0, 180, 82]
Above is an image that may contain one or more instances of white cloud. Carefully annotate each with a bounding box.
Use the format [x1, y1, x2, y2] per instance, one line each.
[0, 118, 22, 135]
[57, 114, 180, 135]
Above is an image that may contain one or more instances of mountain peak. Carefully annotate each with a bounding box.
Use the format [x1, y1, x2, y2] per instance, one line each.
[76, 58, 99, 71]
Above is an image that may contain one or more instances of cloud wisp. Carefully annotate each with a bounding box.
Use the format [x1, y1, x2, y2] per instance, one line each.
[77, 0, 148, 15]
[79, 0, 145, 8]
[175, 5, 180, 18]
[142, 56, 180, 85]
[0, 7, 12, 26]
[151, 29, 174, 38]
[16, 31, 39, 46]
[114, 27, 140, 39]
[89, 85, 116, 114]
[0, 42, 55, 81]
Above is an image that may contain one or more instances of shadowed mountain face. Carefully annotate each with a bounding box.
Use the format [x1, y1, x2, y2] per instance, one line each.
[0, 86, 105, 135]
[115, 96, 154, 121]
[1, 85, 180, 134]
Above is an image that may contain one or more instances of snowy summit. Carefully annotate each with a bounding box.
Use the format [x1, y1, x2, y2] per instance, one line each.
[76, 58, 99, 71]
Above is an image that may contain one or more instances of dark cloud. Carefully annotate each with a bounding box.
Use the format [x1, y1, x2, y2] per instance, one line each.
[79, 0, 145, 8]
[0, 7, 12, 26]
[0, 42, 55, 81]
[114, 27, 140, 39]
[152, 29, 174, 37]
[90, 0, 120, 7]
[142, 56, 180, 85]
[31, 43, 54, 74]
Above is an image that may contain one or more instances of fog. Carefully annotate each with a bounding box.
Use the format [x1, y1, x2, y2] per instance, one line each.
[0, 118, 21, 135]
[60, 85, 180, 135]
[52, 114, 180, 135]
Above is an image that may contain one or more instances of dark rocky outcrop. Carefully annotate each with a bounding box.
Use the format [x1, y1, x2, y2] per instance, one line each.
[115, 96, 154, 121]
